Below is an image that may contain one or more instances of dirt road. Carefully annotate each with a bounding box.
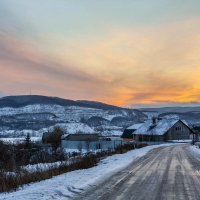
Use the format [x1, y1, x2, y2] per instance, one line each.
[74, 145, 200, 200]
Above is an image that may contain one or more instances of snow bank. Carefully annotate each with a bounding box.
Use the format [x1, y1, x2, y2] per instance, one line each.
[22, 161, 69, 173]
[189, 145, 200, 160]
[0, 143, 174, 200]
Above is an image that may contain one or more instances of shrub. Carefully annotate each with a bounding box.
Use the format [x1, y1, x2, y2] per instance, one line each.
[0, 142, 148, 193]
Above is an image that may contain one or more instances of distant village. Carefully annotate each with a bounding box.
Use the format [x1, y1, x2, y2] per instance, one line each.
[43, 117, 199, 151]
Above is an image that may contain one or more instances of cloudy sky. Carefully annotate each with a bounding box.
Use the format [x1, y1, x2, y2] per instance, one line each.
[0, 0, 200, 107]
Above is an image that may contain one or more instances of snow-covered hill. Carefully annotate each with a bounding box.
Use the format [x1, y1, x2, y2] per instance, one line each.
[140, 107, 200, 127]
[0, 95, 147, 138]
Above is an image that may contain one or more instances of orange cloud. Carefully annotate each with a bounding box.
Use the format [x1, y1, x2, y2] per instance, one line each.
[48, 19, 200, 106]
[1, 19, 200, 106]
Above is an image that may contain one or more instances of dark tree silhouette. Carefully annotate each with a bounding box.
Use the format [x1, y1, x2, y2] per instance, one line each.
[44, 127, 63, 152]
[24, 133, 31, 149]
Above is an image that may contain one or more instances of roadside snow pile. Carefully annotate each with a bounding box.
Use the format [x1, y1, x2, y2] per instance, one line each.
[23, 161, 69, 173]
[0, 144, 174, 200]
[189, 145, 200, 160]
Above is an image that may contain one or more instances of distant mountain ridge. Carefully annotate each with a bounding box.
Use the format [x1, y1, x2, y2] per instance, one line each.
[0, 95, 147, 138]
[1, 95, 199, 138]
[139, 107, 200, 113]
[0, 95, 125, 110]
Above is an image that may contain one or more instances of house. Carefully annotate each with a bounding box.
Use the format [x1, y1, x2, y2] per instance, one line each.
[133, 118, 194, 141]
[121, 123, 143, 141]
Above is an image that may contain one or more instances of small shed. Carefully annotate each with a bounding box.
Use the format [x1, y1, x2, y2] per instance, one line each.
[121, 123, 143, 141]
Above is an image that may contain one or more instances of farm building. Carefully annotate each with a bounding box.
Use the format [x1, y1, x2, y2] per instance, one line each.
[61, 133, 123, 150]
[133, 118, 194, 142]
[62, 133, 99, 141]
[121, 123, 143, 141]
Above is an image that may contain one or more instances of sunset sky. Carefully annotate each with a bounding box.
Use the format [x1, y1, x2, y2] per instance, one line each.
[0, 0, 200, 107]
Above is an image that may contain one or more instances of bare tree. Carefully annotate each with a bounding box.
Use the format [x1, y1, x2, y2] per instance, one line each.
[24, 133, 32, 149]
[44, 127, 63, 153]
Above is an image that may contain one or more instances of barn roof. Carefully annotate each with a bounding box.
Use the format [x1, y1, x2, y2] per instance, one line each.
[126, 123, 143, 130]
[133, 119, 189, 136]
[62, 133, 99, 141]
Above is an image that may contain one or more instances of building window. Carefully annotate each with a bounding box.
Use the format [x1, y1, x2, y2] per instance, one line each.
[176, 127, 182, 131]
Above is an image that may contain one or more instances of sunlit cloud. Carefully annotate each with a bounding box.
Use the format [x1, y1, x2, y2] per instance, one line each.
[1, 0, 200, 107]
[49, 19, 200, 106]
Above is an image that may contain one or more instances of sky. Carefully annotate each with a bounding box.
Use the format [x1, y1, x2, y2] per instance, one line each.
[0, 0, 200, 107]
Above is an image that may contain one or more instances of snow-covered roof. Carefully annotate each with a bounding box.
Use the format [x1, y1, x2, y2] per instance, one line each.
[126, 123, 143, 130]
[133, 119, 188, 136]
[49, 123, 95, 134]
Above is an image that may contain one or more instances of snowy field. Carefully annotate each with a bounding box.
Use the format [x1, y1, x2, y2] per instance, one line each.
[0, 143, 175, 200]
[0, 137, 42, 144]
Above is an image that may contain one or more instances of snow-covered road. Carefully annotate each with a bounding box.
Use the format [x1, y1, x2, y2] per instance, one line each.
[0, 144, 173, 200]
[74, 144, 200, 200]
